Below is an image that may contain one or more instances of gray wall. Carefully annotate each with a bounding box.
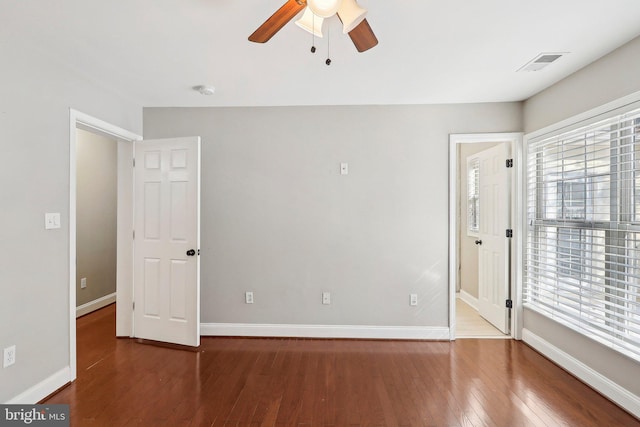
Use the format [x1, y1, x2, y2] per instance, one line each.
[76, 129, 117, 307]
[524, 309, 640, 396]
[457, 141, 501, 299]
[144, 104, 522, 327]
[524, 35, 640, 133]
[523, 35, 640, 398]
[0, 42, 141, 401]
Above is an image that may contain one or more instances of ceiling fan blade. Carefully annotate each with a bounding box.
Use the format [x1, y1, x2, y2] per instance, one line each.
[347, 18, 378, 52]
[249, 0, 307, 43]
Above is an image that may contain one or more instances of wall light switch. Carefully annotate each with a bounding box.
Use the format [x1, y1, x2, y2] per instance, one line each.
[45, 212, 61, 230]
[340, 163, 348, 175]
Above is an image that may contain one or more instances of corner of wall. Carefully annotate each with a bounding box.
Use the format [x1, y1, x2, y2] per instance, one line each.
[523, 35, 640, 133]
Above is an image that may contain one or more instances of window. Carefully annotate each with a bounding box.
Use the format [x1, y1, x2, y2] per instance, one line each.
[467, 156, 480, 235]
[557, 180, 587, 220]
[556, 228, 585, 278]
[525, 108, 640, 362]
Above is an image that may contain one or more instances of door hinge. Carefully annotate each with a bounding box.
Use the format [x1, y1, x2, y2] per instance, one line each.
[133, 301, 135, 311]
[506, 158, 513, 168]
[506, 229, 513, 238]
[133, 158, 136, 167]
[133, 230, 135, 239]
[506, 299, 513, 309]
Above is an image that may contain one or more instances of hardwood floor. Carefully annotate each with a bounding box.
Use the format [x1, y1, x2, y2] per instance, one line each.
[44, 304, 639, 426]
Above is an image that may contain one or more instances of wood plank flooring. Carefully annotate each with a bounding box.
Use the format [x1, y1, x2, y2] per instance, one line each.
[44, 304, 640, 426]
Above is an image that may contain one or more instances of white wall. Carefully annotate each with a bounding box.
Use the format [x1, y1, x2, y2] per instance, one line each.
[522, 35, 640, 406]
[0, 42, 141, 402]
[144, 103, 522, 330]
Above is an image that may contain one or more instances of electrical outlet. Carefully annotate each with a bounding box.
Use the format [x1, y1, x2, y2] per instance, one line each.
[3, 345, 16, 368]
[44, 212, 61, 229]
[410, 294, 418, 306]
[245, 291, 254, 304]
[322, 292, 331, 305]
[80, 277, 87, 289]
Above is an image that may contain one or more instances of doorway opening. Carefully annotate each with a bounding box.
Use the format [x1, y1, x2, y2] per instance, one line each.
[448, 133, 522, 340]
[69, 109, 141, 381]
[75, 128, 118, 318]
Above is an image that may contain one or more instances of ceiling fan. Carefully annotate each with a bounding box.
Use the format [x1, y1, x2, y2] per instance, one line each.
[248, 0, 378, 53]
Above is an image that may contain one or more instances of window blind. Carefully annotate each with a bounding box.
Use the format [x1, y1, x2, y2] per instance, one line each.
[525, 107, 640, 361]
[468, 157, 480, 234]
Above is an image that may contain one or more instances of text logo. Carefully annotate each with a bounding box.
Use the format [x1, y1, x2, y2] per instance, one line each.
[0, 405, 69, 426]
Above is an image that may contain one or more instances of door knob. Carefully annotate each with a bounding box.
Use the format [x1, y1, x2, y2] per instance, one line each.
[186, 249, 196, 256]
[475, 240, 482, 245]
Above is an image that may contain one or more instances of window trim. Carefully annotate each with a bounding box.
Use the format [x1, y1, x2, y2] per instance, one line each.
[521, 94, 640, 330]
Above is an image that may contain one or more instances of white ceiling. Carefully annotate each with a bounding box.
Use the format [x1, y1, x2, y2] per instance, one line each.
[4, 0, 640, 107]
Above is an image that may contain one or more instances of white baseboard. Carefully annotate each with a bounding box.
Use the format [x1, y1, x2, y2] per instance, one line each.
[457, 290, 478, 310]
[5, 367, 70, 404]
[522, 328, 640, 419]
[76, 292, 116, 318]
[201, 323, 450, 340]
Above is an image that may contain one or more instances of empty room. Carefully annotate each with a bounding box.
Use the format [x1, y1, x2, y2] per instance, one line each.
[1, 1, 640, 425]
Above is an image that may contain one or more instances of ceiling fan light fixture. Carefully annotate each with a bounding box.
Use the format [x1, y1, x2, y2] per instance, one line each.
[307, 0, 342, 18]
[247, 0, 378, 53]
[338, 0, 367, 33]
[295, 7, 324, 37]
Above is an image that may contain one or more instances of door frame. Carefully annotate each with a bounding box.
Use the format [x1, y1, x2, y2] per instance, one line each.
[69, 109, 141, 380]
[448, 132, 523, 340]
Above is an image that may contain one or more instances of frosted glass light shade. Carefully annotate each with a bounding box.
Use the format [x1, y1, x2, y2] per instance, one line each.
[307, 0, 341, 18]
[337, 0, 367, 33]
[295, 7, 324, 37]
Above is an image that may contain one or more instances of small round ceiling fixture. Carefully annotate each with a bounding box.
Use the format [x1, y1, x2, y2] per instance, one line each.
[194, 85, 215, 95]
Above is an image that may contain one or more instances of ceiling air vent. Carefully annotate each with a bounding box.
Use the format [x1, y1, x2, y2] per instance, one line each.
[517, 52, 567, 72]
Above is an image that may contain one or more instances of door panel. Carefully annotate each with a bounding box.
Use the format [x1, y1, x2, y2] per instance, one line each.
[144, 182, 161, 238]
[134, 137, 200, 347]
[477, 143, 510, 334]
[143, 258, 161, 317]
[170, 260, 188, 320]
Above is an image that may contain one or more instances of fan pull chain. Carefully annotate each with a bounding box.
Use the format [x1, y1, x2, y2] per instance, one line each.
[325, 24, 331, 65]
[310, 13, 317, 53]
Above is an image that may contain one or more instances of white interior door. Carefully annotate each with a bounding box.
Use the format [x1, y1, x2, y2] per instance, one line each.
[134, 137, 200, 347]
[476, 143, 510, 334]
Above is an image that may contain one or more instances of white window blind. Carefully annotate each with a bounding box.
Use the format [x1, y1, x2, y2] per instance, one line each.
[525, 107, 640, 362]
[467, 156, 480, 234]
